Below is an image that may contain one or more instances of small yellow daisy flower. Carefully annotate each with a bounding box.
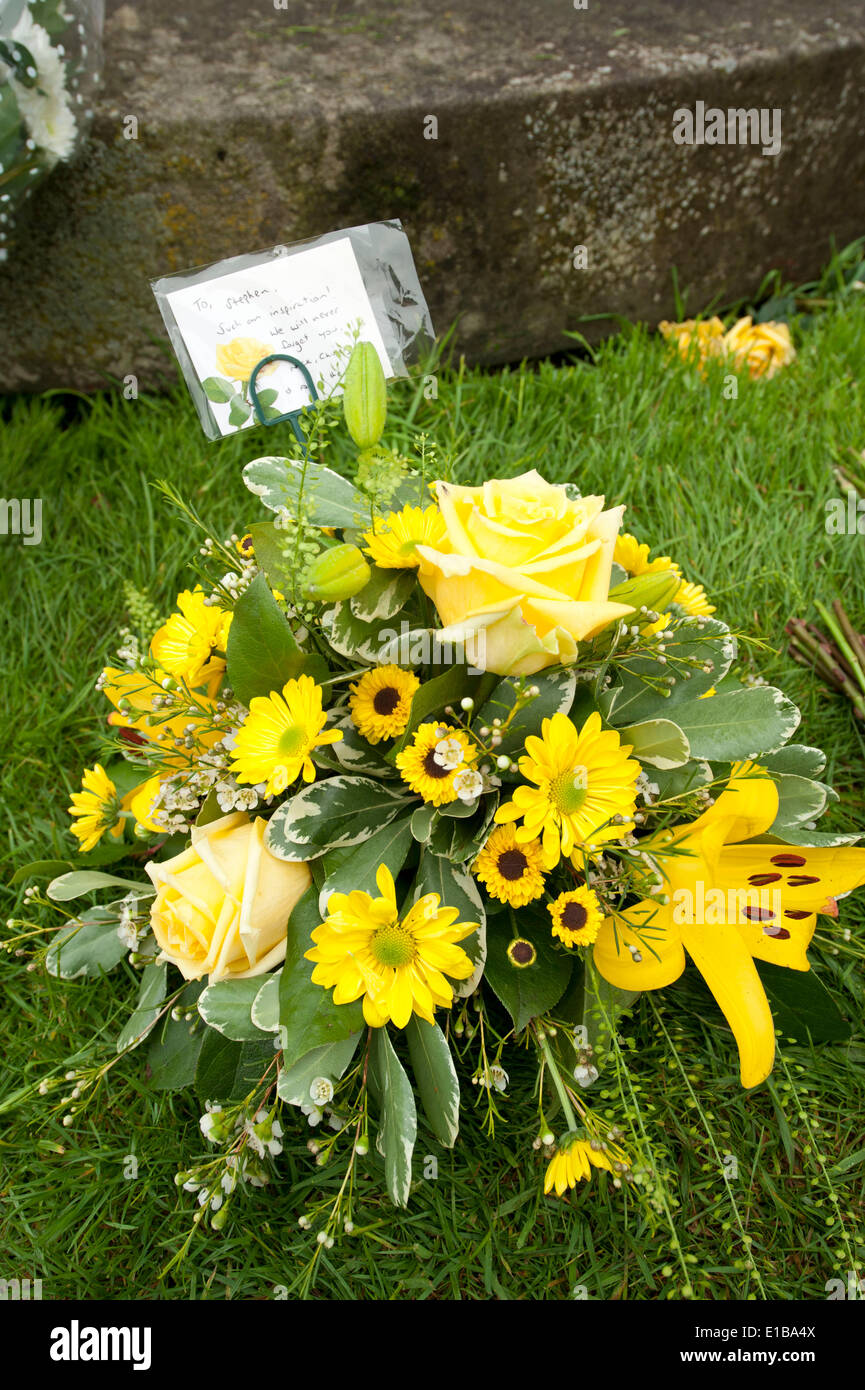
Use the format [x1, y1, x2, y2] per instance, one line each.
[348, 665, 420, 744]
[150, 587, 233, 692]
[235, 533, 255, 558]
[473, 824, 545, 907]
[68, 764, 123, 853]
[395, 722, 477, 807]
[495, 711, 639, 869]
[544, 1129, 627, 1195]
[305, 863, 477, 1028]
[613, 532, 679, 578]
[363, 504, 448, 569]
[230, 675, 343, 797]
[549, 886, 604, 947]
[674, 579, 715, 617]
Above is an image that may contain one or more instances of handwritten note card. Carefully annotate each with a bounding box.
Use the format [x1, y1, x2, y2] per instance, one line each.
[163, 237, 393, 437]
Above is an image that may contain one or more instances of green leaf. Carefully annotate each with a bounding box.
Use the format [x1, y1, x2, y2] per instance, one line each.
[620, 718, 690, 770]
[277, 1031, 362, 1105]
[246, 520, 291, 592]
[392, 665, 497, 757]
[277, 888, 364, 1069]
[405, 1016, 460, 1147]
[760, 744, 827, 779]
[428, 797, 499, 864]
[369, 1027, 417, 1207]
[349, 565, 415, 622]
[757, 962, 852, 1043]
[45, 907, 130, 979]
[226, 572, 305, 706]
[410, 804, 436, 844]
[243, 456, 368, 529]
[10, 858, 76, 886]
[266, 776, 409, 862]
[256, 388, 279, 408]
[198, 976, 270, 1041]
[475, 668, 576, 757]
[320, 600, 404, 664]
[195, 788, 224, 827]
[201, 376, 234, 404]
[228, 395, 252, 426]
[483, 906, 572, 1032]
[194, 1031, 276, 1103]
[768, 773, 828, 833]
[651, 760, 713, 802]
[605, 618, 735, 725]
[117, 963, 168, 1052]
[47, 870, 154, 902]
[320, 816, 414, 905]
[324, 715, 402, 776]
[146, 982, 207, 1090]
[413, 850, 486, 997]
[671, 686, 801, 762]
[250, 973, 281, 1032]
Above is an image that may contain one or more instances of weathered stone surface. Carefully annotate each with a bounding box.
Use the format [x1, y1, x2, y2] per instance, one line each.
[2, 0, 865, 389]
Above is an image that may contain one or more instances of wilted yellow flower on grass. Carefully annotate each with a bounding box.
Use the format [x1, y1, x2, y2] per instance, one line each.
[68, 764, 123, 853]
[473, 824, 545, 907]
[549, 886, 604, 947]
[306, 864, 477, 1027]
[495, 711, 639, 868]
[364, 503, 449, 569]
[349, 665, 419, 744]
[230, 675, 343, 796]
[659, 316, 726, 370]
[723, 317, 795, 379]
[150, 588, 232, 693]
[395, 722, 477, 806]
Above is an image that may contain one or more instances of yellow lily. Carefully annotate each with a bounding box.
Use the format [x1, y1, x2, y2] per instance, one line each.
[593, 764, 865, 1088]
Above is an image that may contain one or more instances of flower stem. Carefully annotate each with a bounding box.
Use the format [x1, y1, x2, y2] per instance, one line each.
[537, 1030, 577, 1133]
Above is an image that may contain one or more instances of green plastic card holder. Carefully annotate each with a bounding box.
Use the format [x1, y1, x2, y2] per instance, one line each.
[248, 353, 319, 450]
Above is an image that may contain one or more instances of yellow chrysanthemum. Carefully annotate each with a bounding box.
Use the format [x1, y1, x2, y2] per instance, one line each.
[349, 665, 420, 744]
[613, 532, 679, 578]
[68, 764, 123, 853]
[230, 675, 343, 797]
[549, 886, 604, 947]
[674, 579, 715, 617]
[473, 824, 545, 907]
[306, 863, 477, 1028]
[150, 588, 233, 692]
[363, 504, 449, 570]
[495, 711, 639, 869]
[395, 722, 477, 806]
[101, 667, 224, 772]
[544, 1128, 628, 1195]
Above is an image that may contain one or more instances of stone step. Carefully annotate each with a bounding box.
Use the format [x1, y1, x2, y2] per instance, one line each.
[2, 0, 864, 390]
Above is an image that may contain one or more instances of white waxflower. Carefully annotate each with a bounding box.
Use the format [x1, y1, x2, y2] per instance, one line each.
[300, 1102, 323, 1127]
[452, 768, 483, 804]
[309, 1076, 334, 1107]
[489, 1064, 509, 1092]
[9, 14, 77, 162]
[433, 737, 464, 771]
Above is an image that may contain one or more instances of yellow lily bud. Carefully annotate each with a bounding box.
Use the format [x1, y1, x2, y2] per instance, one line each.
[343, 341, 387, 449]
[302, 543, 371, 601]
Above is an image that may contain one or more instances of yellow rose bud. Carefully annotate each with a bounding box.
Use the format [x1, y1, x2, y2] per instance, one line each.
[302, 543, 371, 601]
[414, 470, 634, 676]
[342, 341, 387, 449]
[214, 337, 274, 383]
[145, 812, 310, 982]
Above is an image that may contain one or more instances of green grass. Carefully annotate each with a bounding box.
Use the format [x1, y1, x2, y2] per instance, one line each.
[1, 255, 864, 1301]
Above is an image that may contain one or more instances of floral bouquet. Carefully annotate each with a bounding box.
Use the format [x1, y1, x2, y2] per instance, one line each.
[20, 342, 865, 1245]
[0, 0, 102, 263]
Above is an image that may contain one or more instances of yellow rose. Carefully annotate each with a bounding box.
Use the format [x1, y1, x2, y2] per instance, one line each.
[145, 812, 310, 982]
[415, 470, 633, 676]
[214, 337, 273, 382]
[723, 317, 795, 379]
